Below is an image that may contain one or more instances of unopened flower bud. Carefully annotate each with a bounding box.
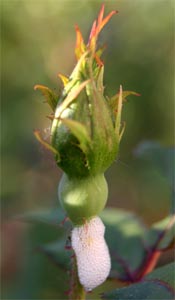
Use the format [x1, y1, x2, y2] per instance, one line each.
[34, 4, 139, 179]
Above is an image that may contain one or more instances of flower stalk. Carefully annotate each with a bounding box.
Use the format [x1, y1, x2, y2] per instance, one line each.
[69, 255, 86, 300]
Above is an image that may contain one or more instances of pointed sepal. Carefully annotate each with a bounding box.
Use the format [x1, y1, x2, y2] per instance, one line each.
[96, 65, 104, 93]
[109, 90, 140, 113]
[119, 121, 126, 142]
[34, 85, 58, 112]
[75, 24, 86, 60]
[88, 4, 118, 53]
[58, 73, 69, 87]
[34, 130, 61, 161]
[59, 118, 91, 154]
[55, 80, 90, 118]
[115, 85, 123, 139]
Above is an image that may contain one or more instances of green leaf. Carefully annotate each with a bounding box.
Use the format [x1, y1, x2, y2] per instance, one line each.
[102, 263, 175, 300]
[8, 209, 72, 299]
[134, 142, 175, 213]
[38, 237, 72, 270]
[100, 208, 146, 281]
[3, 222, 68, 300]
[15, 207, 70, 229]
[101, 208, 175, 282]
[60, 118, 91, 153]
[34, 85, 58, 112]
[143, 215, 175, 250]
[146, 262, 175, 286]
[134, 142, 175, 182]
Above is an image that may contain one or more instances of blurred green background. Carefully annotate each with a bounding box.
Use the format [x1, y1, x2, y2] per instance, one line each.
[1, 0, 174, 299]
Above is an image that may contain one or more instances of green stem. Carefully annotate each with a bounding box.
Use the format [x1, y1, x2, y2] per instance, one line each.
[69, 255, 86, 300]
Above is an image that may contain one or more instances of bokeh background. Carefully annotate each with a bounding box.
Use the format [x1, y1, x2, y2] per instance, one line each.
[1, 0, 174, 299]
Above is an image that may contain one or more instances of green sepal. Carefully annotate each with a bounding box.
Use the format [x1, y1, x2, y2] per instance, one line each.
[58, 73, 69, 87]
[96, 65, 104, 93]
[119, 121, 126, 142]
[96, 44, 106, 59]
[63, 52, 89, 95]
[86, 75, 119, 167]
[109, 90, 140, 113]
[59, 118, 91, 154]
[115, 85, 123, 138]
[34, 130, 61, 162]
[54, 79, 90, 119]
[34, 85, 58, 112]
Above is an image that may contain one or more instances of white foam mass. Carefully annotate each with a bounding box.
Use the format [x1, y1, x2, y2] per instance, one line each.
[71, 216, 111, 291]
